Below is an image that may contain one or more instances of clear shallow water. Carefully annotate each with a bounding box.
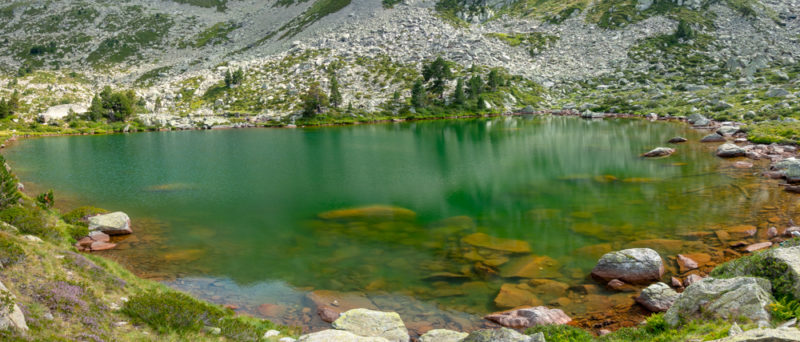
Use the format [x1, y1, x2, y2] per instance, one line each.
[4, 116, 782, 332]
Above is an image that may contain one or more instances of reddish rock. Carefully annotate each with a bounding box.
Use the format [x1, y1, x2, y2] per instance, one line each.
[767, 227, 779, 238]
[89, 241, 117, 251]
[733, 161, 754, 169]
[305, 290, 377, 312]
[256, 303, 287, 317]
[599, 329, 611, 336]
[744, 241, 773, 252]
[684, 274, 704, 287]
[223, 304, 239, 310]
[784, 226, 800, 237]
[484, 306, 571, 329]
[89, 231, 111, 243]
[676, 254, 699, 273]
[671, 277, 683, 288]
[76, 236, 93, 247]
[317, 305, 340, 323]
[607, 279, 636, 292]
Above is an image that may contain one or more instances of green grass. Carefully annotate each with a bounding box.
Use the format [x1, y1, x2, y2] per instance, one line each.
[745, 121, 800, 144]
[277, 0, 352, 39]
[171, 0, 228, 11]
[526, 314, 732, 342]
[194, 21, 238, 48]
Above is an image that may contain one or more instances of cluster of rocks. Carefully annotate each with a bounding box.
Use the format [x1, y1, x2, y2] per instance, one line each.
[74, 212, 132, 252]
[296, 308, 546, 342]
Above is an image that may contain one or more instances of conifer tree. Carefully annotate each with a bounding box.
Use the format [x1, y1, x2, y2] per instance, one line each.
[329, 74, 342, 109]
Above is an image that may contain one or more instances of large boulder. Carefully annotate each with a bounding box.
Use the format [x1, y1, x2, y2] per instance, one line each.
[717, 126, 741, 136]
[711, 246, 800, 299]
[88, 212, 132, 235]
[664, 277, 773, 327]
[717, 144, 746, 158]
[701, 134, 727, 143]
[332, 309, 409, 342]
[709, 327, 800, 341]
[484, 306, 571, 329]
[462, 328, 534, 342]
[591, 248, 665, 284]
[298, 330, 389, 342]
[636, 282, 679, 312]
[0, 280, 28, 331]
[38, 104, 88, 123]
[418, 329, 468, 342]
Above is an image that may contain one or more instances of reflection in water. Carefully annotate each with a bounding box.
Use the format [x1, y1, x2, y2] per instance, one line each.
[4, 116, 792, 333]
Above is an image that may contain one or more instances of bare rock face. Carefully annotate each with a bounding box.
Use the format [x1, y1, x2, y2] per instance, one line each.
[0, 280, 28, 331]
[635, 282, 679, 312]
[332, 309, 409, 342]
[418, 329, 468, 342]
[484, 306, 571, 329]
[591, 248, 665, 284]
[664, 277, 773, 327]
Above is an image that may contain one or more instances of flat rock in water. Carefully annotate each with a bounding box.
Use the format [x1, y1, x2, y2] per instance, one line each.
[664, 277, 773, 327]
[726, 225, 757, 239]
[484, 306, 571, 329]
[641, 147, 675, 158]
[668, 137, 688, 143]
[677, 254, 699, 272]
[88, 212, 132, 235]
[493, 284, 542, 309]
[499, 255, 561, 278]
[709, 327, 800, 341]
[744, 242, 772, 252]
[306, 290, 378, 312]
[717, 143, 746, 158]
[700, 133, 725, 142]
[461, 233, 531, 253]
[317, 205, 417, 221]
[462, 328, 534, 342]
[332, 309, 409, 342]
[591, 248, 665, 284]
[418, 329, 469, 342]
[717, 126, 741, 136]
[298, 330, 390, 342]
[636, 282, 679, 312]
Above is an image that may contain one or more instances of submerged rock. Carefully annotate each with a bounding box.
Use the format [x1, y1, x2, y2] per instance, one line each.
[664, 277, 773, 327]
[484, 306, 571, 329]
[591, 248, 665, 284]
[493, 284, 541, 309]
[462, 328, 534, 342]
[636, 282, 679, 312]
[0, 280, 28, 331]
[717, 144, 746, 158]
[88, 212, 132, 235]
[701, 134, 727, 143]
[318, 205, 417, 222]
[499, 255, 560, 278]
[641, 147, 675, 158]
[668, 137, 688, 144]
[461, 233, 531, 253]
[332, 309, 409, 342]
[418, 329, 468, 342]
[298, 330, 389, 342]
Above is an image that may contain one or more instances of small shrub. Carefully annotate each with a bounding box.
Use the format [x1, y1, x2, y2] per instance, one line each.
[62, 206, 108, 226]
[218, 315, 285, 341]
[35, 280, 88, 313]
[35, 189, 54, 209]
[0, 233, 25, 268]
[770, 296, 800, 321]
[0, 206, 52, 239]
[121, 289, 227, 334]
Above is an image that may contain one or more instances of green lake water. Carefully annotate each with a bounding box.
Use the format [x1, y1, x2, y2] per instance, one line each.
[3, 116, 780, 332]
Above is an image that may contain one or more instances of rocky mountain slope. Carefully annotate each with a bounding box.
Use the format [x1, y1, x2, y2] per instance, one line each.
[0, 0, 798, 128]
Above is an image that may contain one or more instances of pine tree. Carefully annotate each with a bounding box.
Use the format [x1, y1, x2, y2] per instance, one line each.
[487, 69, 503, 92]
[468, 75, 483, 99]
[329, 74, 342, 108]
[301, 83, 329, 118]
[0, 156, 20, 210]
[0, 99, 8, 119]
[224, 70, 233, 87]
[88, 94, 105, 121]
[411, 79, 426, 108]
[392, 91, 401, 106]
[7, 90, 19, 114]
[453, 78, 466, 106]
[422, 57, 453, 99]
